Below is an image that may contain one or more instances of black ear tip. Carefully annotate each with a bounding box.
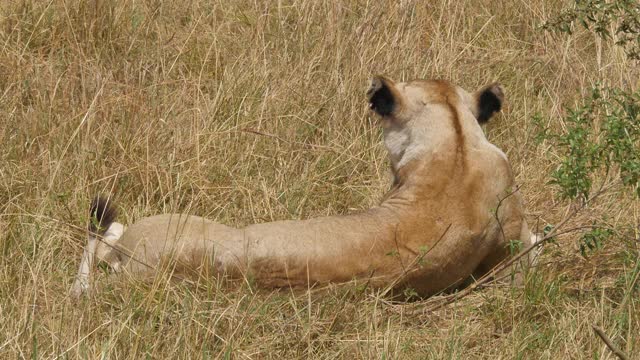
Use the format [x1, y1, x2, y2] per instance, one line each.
[477, 84, 504, 124]
[367, 76, 395, 117]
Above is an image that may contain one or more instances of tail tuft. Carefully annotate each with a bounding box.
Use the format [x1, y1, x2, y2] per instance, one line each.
[89, 196, 118, 234]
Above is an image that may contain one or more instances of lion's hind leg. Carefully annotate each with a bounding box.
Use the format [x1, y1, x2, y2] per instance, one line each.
[70, 197, 121, 297]
[70, 231, 99, 297]
[471, 222, 540, 286]
[95, 222, 126, 272]
[70, 221, 125, 297]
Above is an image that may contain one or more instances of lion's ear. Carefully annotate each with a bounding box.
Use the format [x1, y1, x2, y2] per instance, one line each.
[475, 83, 504, 124]
[367, 76, 399, 117]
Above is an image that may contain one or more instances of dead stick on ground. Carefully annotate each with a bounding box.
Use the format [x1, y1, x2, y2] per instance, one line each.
[592, 325, 629, 360]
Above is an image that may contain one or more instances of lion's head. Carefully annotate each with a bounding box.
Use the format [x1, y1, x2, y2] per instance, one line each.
[367, 76, 505, 177]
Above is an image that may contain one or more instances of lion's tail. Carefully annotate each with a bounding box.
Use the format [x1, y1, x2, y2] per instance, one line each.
[88, 196, 118, 235]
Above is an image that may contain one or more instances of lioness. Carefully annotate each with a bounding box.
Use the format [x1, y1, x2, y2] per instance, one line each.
[71, 76, 536, 298]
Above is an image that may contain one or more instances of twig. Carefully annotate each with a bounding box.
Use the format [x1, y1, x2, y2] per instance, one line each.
[379, 224, 452, 298]
[592, 325, 629, 360]
[492, 184, 521, 249]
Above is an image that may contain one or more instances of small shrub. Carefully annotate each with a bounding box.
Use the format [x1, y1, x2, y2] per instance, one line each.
[543, 0, 640, 60]
[534, 86, 640, 201]
[534, 85, 639, 256]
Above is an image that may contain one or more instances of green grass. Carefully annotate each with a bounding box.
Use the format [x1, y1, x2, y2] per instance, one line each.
[0, 0, 638, 358]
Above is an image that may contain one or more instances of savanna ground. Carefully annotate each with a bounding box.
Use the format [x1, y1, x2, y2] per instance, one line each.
[1, 0, 638, 358]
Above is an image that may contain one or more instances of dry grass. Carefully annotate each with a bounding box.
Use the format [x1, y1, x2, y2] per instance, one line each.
[1, 0, 638, 358]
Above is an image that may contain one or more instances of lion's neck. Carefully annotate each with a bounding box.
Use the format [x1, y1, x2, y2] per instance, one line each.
[383, 105, 462, 175]
[384, 103, 487, 190]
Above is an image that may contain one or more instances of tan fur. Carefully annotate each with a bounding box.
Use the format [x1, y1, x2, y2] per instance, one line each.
[72, 76, 534, 298]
